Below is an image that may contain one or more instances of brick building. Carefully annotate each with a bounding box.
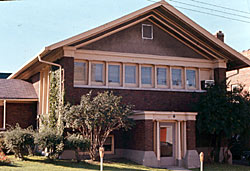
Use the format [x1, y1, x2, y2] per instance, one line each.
[2, 1, 250, 169]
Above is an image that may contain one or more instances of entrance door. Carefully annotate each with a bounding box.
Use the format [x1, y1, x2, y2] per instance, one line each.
[160, 122, 175, 166]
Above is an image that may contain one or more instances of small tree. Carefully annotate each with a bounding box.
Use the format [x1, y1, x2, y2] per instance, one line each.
[196, 84, 250, 162]
[63, 91, 134, 161]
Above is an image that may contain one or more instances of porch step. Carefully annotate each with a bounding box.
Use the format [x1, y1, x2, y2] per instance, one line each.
[166, 166, 191, 171]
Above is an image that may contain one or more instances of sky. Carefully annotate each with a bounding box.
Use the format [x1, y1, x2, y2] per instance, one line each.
[0, 0, 250, 73]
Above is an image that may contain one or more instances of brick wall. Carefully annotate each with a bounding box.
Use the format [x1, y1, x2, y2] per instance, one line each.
[187, 120, 196, 150]
[115, 120, 154, 151]
[58, 57, 227, 151]
[6, 103, 37, 129]
[214, 68, 226, 85]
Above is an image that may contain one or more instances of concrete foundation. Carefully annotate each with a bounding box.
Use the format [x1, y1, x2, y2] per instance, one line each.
[60, 149, 200, 169]
[184, 150, 200, 169]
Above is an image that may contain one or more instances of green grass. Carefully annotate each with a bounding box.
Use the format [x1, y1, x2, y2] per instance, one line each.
[0, 155, 168, 171]
[191, 163, 250, 171]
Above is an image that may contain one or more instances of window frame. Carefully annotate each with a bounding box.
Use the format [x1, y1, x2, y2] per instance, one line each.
[142, 24, 153, 40]
[141, 65, 154, 88]
[124, 64, 138, 87]
[91, 61, 105, 86]
[74, 60, 88, 86]
[108, 63, 122, 86]
[171, 67, 184, 89]
[156, 66, 169, 88]
[186, 68, 198, 90]
[103, 135, 115, 154]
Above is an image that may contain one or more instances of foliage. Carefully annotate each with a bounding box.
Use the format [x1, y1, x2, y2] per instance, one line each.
[34, 128, 63, 160]
[63, 91, 134, 160]
[196, 83, 250, 162]
[40, 68, 63, 133]
[65, 134, 90, 162]
[3, 124, 35, 160]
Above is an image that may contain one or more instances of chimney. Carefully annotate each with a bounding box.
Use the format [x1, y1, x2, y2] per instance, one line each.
[215, 30, 224, 42]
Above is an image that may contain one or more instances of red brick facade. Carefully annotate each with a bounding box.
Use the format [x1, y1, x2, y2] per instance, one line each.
[6, 103, 37, 129]
[186, 121, 196, 150]
[58, 56, 227, 151]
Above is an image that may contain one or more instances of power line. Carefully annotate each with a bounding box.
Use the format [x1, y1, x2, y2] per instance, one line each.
[146, 0, 250, 24]
[185, 0, 250, 15]
[174, 5, 250, 24]
[169, 0, 250, 20]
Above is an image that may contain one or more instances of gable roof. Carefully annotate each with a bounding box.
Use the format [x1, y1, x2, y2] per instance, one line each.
[0, 79, 38, 100]
[9, 0, 250, 79]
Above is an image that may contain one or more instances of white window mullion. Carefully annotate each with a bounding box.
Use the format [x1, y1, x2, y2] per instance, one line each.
[88, 61, 91, 86]
[105, 62, 108, 86]
[169, 66, 172, 89]
[139, 64, 141, 88]
[198, 68, 201, 90]
[122, 63, 125, 87]
[184, 67, 187, 90]
[154, 65, 157, 88]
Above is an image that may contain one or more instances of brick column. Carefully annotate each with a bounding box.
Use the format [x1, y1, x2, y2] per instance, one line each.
[186, 120, 196, 150]
[214, 68, 226, 85]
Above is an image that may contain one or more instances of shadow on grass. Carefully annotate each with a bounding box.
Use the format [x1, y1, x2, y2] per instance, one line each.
[0, 162, 20, 167]
[25, 157, 147, 171]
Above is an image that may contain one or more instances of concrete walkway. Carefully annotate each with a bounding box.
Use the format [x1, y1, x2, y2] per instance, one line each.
[167, 166, 191, 171]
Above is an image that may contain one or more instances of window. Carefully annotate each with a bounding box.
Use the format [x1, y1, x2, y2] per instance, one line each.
[74, 62, 87, 84]
[141, 66, 152, 85]
[142, 24, 153, 39]
[125, 65, 137, 85]
[103, 135, 114, 154]
[108, 64, 120, 84]
[172, 68, 182, 88]
[91, 63, 104, 84]
[157, 67, 167, 86]
[186, 69, 197, 88]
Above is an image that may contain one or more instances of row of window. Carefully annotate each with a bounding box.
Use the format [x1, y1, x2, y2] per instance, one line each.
[74, 61, 212, 90]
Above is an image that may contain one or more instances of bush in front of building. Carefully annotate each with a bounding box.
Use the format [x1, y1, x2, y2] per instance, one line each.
[34, 128, 63, 160]
[65, 133, 90, 162]
[3, 124, 35, 160]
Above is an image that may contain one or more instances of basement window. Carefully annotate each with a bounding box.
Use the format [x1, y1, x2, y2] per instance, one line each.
[142, 24, 153, 39]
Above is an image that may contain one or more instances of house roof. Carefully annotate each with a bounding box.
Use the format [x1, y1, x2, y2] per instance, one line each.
[9, 0, 250, 79]
[0, 73, 11, 79]
[0, 79, 38, 100]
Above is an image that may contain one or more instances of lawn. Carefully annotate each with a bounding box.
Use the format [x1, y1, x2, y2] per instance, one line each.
[191, 163, 250, 171]
[0, 155, 168, 171]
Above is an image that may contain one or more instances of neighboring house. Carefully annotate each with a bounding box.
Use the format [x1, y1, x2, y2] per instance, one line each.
[0, 79, 38, 130]
[227, 49, 250, 150]
[0, 73, 11, 79]
[2, 1, 250, 169]
[227, 49, 250, 92]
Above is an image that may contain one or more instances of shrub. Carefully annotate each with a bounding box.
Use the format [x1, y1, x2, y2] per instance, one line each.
[65, 134, 90, 162]
[35, 129, 63, 160]
[4, 124, 34, 160]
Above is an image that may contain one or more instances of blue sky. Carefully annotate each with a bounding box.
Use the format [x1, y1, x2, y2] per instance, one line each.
[0, 0, 250, 73]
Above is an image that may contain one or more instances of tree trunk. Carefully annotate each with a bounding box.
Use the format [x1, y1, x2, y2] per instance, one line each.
[214, 134, 222, 163]
[89, 144, 98, 161]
